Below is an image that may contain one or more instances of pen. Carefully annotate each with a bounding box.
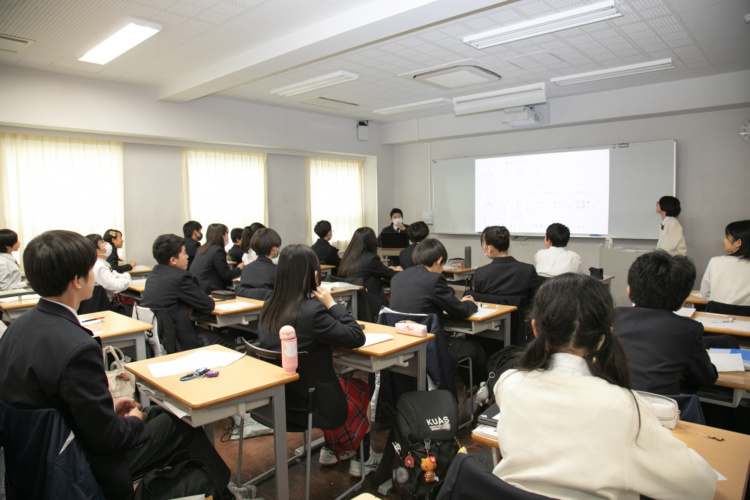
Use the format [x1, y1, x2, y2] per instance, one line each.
[81, 316, 105, 323]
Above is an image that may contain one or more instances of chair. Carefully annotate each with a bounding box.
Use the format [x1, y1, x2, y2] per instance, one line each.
[0, 401, 105, 499]
[329, 275, 373, 322]
[132, 305, 169, 357]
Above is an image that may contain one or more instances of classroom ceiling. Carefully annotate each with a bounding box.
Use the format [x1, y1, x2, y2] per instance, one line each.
[1, 0, 748, 123]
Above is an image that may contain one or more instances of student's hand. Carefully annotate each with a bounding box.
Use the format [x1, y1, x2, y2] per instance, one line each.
[312, 286, 336, 309]
[395, 222, 406, 230]
[125, 407, 148, 422]
[114, 398, 142, 417]
[389, 266, 403, 272]
[128, 261, 137, 268]
[236, 262, 245, 270]
[461, 295, 476, 303]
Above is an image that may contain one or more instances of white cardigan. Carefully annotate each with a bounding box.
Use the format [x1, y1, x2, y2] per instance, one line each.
[93, 257, 131, 300]
[700, 254, 750, 306]
[656, 216, 687, 256]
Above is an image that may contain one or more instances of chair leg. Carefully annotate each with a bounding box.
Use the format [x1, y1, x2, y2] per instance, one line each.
[305, 414, 313, 500]
[458, 356, 474, 430]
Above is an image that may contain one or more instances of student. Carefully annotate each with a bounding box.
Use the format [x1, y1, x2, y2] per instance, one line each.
[339, 227, 401, 316]
[613, 251, 717, 394]
[492, 273, 716, 500]
[655, 195, 687, 256]
[103, 229, 136, 273]
[190, 223, 244, 294]
[141, 234, 229, 350]
[85, 234, 131, 300]
[182, 220, 203, 271]
[311, 220, 341, 269]
[0, 230, 236, 500]
[533, 222, 581, 277]
[398, 221, 429, 269]
[0, 229, 27, 291]
[470, 226, 540, 300]
[257, 244, 377, 477]
[238, 228, 281, 292]
[700, 219, 750, 306]
[377, 208, 408, 247]
[240, 222, 268, 265]
[227, 227, 244, 263]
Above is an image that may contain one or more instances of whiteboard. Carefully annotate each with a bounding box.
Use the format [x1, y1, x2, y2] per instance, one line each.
[431, 140, 675, 239]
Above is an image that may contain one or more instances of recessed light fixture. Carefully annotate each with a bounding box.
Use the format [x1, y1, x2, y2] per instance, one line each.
[453, 83, 546, 116]
[79, 19, 161, 64]
[464, 0, 621, 49]
[0, 34, 34, 54]
[550, 58, 674, 86]
[271, 71, 359, 97]
[413, 65, 501, 89]
[373, 98, 452, 115]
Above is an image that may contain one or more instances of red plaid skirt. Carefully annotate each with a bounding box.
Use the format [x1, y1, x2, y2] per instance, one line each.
[323, 375, 369, 454]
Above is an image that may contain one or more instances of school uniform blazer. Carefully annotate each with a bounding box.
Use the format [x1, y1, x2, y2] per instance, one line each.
[613, 306, 718, 395]
[189, 245, 241, 294]
[140, 264, 215, 347]
[183, 237, 201, 271]
[311, 238, 341, 268]
[239, 255, 277, 291]
[258, 301, 365, 429]
[227, 244, 243, 264]
[106, 248, 132, 273]
[398, 243, 418, 269]
[390, 266, 477, 327]
[354, 252, 397, 314]
[0, 299, 150, 499]
[473, 256, 540, 300]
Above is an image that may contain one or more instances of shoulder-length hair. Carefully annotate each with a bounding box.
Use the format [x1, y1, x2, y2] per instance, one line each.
[198, 223, 228, 255]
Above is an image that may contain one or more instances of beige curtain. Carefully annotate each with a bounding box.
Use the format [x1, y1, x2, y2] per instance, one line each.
[307, 157, 363, 249]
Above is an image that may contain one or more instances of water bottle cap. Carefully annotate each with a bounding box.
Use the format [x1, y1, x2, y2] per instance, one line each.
[279, 325, 296, 339]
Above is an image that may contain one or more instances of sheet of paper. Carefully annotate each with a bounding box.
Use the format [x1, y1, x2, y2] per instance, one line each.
[696, 316, 750, 333]
[0, 297, 21, 303]
[17, 293, 40, 300]
[214, 302, 251, 312]
[707, 351, 745, 372]
[468, 307, 496, 319]
[130, 265, 151, 272]
[674, 307, 695, 318]
[130, 279, 148, 286]
[691, 292, 704, 298]
[473, 424, 498, 439]
[359, 333, 394, 348]
[147, 349, 244, 378]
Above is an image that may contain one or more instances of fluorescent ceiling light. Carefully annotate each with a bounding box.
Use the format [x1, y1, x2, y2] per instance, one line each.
[79, 19, 161, 64]
[453, 83, 546, 116]
[550, 58, 674, 86]
[464, 0, 621, 49]
[373, 98, 451, 115]
[271, 71, 359, 97]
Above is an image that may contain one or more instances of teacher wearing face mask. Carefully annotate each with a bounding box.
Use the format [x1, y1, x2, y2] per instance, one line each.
[377, 208, 409, 247]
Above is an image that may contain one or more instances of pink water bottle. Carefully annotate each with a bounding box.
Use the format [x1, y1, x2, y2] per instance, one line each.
[280, 325, 298, 375]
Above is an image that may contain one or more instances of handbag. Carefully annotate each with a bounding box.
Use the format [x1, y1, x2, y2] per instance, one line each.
[103, 345, 136, 401]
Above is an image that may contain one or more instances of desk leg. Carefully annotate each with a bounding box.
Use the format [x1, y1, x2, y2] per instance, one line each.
[350, 292, 358, 320]
[503, 316, 511, 347]
[272, 386, 289, 500]
[417, 345, 427, 391]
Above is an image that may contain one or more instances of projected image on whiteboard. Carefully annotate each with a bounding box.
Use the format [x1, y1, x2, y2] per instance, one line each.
[475, 149, 610, 235]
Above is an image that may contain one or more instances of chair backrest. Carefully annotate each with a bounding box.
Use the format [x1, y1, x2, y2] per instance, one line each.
[706, 300, 750, 317]
[331, 275, 373, 321]
[132, 305, 168, 357]
[235, 286, 273, 301]
[151, 309, 179, 354]
[77, 285, 112, 315]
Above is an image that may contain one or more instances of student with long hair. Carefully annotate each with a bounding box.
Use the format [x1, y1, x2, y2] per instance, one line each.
[492, 273, 716, 499]
[0, 229, 27, 290]
[257, 245, 379, 476]
[103, 229, 136, 273]
[655, 195, 687, 256]
[700, 219, 750, 306]
[338, 227, 401, 316]
[190, 223, 243, 294]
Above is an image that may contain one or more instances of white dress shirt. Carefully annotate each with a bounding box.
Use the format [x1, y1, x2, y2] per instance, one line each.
[656, 216, 687, 256]
[0, 252, 27, 291]
[242, 250, 278, 265]
[93, 257, 131, 300]
[534, 246, 581, 277]
[700, 254, 750, 306]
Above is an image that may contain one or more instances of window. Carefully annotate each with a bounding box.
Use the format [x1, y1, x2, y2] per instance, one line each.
[184, 149, 266, 231]
[307, 157, 363, 248]
[0, 133, 124, 245]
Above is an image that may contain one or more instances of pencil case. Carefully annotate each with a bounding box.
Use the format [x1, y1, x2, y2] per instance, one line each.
[211, 290, 236, 300]
[395, 321, 427, 337]
[635, 391, 679, 429]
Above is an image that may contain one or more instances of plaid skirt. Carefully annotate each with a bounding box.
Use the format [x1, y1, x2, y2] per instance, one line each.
[323, 375, 369, 454]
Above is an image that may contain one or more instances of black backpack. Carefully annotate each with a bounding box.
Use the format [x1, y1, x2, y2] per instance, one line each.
[485, 345, 524, 398]
[134, 450, 229, 500]
[387, 390, 460, 499]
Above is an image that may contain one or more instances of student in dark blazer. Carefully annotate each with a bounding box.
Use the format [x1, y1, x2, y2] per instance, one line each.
[227, 227, 244, 263]
[238, 228, 281, 292]
[311, 220, 341, 269]
[141, 234, 228, 350]
[190, 223, 244, 294]
[0, 230, 231, 500]
[613, 250, 717, 395]
[377, 207, 409, 247]
[339, 227, 401, 316]
[182, 220, 202, 271]
[398, 221, 429, 269]
[103, 229, 136, 273]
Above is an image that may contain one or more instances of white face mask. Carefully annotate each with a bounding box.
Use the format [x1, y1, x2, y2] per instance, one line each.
[393, 218, 403, 226]
[103, 242, 113, 258]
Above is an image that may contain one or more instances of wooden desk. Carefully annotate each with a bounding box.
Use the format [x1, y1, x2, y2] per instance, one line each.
[205, 297, 264, 328]
[128, 266, 152, 279]
[329, 286, 360, 320]
[120, 278, 148, 302]
[444, 303, 518, 346]
[320, 264, 335, 280]
[0, 287, 31, 299]
[472, 420, 750, 500]
[686, 290, 708, 307]
[0, 293, 40, 321]
[693, 312, 750, 338]
[84, 310, 152, 362]
[442, 267, 476, 285]
[126, 345, 298, 498]
[334, 322, 433, 391]
[701, 370, 750, 408]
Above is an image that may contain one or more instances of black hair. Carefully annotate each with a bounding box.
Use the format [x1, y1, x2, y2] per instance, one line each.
[407, 221, 429, 243]
[250, 228, 281, 257]
[23, 230, 96, 297]
[314, 220, 332, 239]
[726, 220, 750, 260]
[519, 273, 632, 389]
[546, 223, 570, 247]
[259, 244, 320, 336]
[102, 229, 121, 245]
[627, 250, 695, 311]
[413, 238, 447, 267]
[481, 226, 510, 253]
[390, 208, 403, 218]
[338, 227, 378, 278]
[182, 220, 202, 238]
[198, 223, 228, 255]
[230, 227, 243, 243]
[241, 222, 266, 253]
[0, 229, 18, 253]
[85, 233, 103, 251]
[658, 196, 681, 217]
[153, 234, 184, 265]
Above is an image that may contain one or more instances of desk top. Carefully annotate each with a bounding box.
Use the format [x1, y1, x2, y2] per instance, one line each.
[715, 370, 750, 391]
[0, 294, 40, 310]
[211, 297, 264, 316]
[128, 279, 148, 293]
[687, 290, 707, 305]
[600, 274, 614, 284]
[125, 344, 298, 410]
[693, 311, 750, 337]
[472, 420, 750, 500]
[321, 264, 335, 270]
[442, 267, 476, 275]
[128, 266, 153, 275]
[466, 303, 518, 322]
[81, 310, 153, 339]
[337, 322, 433, 358]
